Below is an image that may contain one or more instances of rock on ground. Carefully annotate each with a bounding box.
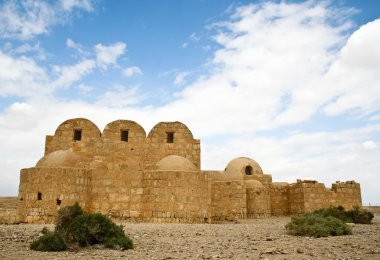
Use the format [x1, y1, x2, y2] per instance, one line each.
[0, 214, 379, 259]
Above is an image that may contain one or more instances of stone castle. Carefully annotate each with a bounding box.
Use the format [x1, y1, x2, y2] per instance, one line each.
[17, 118, 362, 223]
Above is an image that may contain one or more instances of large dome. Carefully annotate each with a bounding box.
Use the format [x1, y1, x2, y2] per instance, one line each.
[36, 149, 90, 168]
[225, 157, 263, 176]
[156, 155, 197, 171]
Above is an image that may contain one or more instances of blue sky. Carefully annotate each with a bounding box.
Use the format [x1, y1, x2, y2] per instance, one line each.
[0, 0, 379, 205]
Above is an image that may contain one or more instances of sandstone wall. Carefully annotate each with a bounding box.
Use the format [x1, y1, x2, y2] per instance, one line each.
[140, 170, 208, 223]
[270, 183, 289, 216]
[45, 118, 100, 159]
[18, 167, 89, 223]
[210, 181, 246, 221]
[288, 180, 362, 214]
[246, 187, 271, 218]
[145, 122, 200, 170]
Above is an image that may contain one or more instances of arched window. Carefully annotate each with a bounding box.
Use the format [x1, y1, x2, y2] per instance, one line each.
[245, 166, 253, 175]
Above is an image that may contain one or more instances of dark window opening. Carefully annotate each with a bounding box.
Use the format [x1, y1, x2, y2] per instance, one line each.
[20, 198, 23, 201]
[56, 199, 62, 206]
[73, 129, 82, 141]
[167, 132, 174, 143]
[37, 192, 42, 200]
[245, 166, 253, 176]
[121, 130, 129, 142]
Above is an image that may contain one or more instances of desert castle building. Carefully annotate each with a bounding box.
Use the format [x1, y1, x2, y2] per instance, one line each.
[17, 118, 362, 223]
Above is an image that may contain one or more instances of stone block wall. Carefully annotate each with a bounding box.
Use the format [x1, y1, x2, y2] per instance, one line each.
[210, 181, 246, 221]
[17, 118, 363, 223]
[140, 170, 208, 223]
[332, 181, 362, 209]
[18, 167, 89, 223]
[270, 183, 289, 216]
[288, 180, 362, 214]
[145, 122, 200, 170]
[246, 187, 271, 218]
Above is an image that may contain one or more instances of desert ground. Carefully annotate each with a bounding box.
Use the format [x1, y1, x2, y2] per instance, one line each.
[0, 212, 379, 260]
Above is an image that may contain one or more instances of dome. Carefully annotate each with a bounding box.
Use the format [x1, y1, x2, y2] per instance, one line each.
[225, 157, 263, 176]
[156, 155, 197, 171]
[245, 180, 264, 189]
[36, 149, 90, 168]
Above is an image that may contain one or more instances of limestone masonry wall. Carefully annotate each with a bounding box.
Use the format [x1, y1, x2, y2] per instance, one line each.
[15, 118, 362, 224]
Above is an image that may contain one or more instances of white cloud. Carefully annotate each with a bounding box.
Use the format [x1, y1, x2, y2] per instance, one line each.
[174, 72, 189, 86]
[0, 0, 55, 40]
[94, 42, 127, 70]
[60, 0, 94, 12]
[362, 140, 377, 150]
[0, 0, 93, 40]
[96, 85, 143, 107]
[51, 59, 96, 89]
[0, 51, 49, 97]
[123, 66, 142, 77]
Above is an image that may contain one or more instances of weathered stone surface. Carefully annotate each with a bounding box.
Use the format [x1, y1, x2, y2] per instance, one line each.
[12, 118, 362, 224]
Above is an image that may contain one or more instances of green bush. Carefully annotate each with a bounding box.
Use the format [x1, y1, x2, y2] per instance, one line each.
[313, 205, 374, 224]
[30, 231, 67, 251]
[314, 206, 351, 222]
[30, 203, 133, 251]
[68, 213, 133, 250]
[347, 205, 374, 224]
[55, 202, 84, 239]
[285, 213, 352, 238]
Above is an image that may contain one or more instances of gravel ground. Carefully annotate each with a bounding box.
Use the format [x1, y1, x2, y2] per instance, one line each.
[0, 214, 379, 259]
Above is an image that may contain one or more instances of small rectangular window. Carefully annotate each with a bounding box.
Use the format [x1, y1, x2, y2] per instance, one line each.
[73, 129, 82, 141]
[121, 130, 129, 142]
[56, 199, 62, 206]
[37, 192, 42, 200]
[167, 132, 174, 143]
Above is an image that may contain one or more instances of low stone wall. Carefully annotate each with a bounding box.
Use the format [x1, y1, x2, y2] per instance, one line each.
[0, 209, 20, 224]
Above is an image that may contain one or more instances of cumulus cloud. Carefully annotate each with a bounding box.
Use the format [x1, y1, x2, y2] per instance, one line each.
[60, 0, 94, 12]
[51, 59, 96, 89]
[123, 66, 142, 77]
[0, 0, 94, 40]
[0, 51, 49, 97]
[94, 42, 127, 70]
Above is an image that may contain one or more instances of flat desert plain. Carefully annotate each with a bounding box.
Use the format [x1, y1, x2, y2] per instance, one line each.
[0, 213, 379, 259]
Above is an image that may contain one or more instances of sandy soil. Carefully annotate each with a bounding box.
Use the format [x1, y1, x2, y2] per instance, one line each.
[0, 214, 379, 260]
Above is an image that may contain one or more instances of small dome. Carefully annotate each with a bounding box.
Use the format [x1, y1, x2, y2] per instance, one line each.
[225, 157, 263, 176]
[245, 180, 264, 189]
[157, 155, 197, 171]
[36, 149, 90, 168]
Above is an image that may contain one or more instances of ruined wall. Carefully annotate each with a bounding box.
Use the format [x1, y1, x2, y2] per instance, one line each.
[288, 180, 362, 214]
[331, 181, 362, 209]
[270, 183, 289, 216]
[18, 167, 89, 223]
[210, 180, 246, 221]
[246, 185, 271, 218]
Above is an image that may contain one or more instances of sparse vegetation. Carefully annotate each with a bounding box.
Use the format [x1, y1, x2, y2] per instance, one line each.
[29, 231, 68, 251]
[286, 205, 374, 238]
[30, 203, 133, 252]
[285, 213, 352, 238]
[314, 205, 374, 224]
